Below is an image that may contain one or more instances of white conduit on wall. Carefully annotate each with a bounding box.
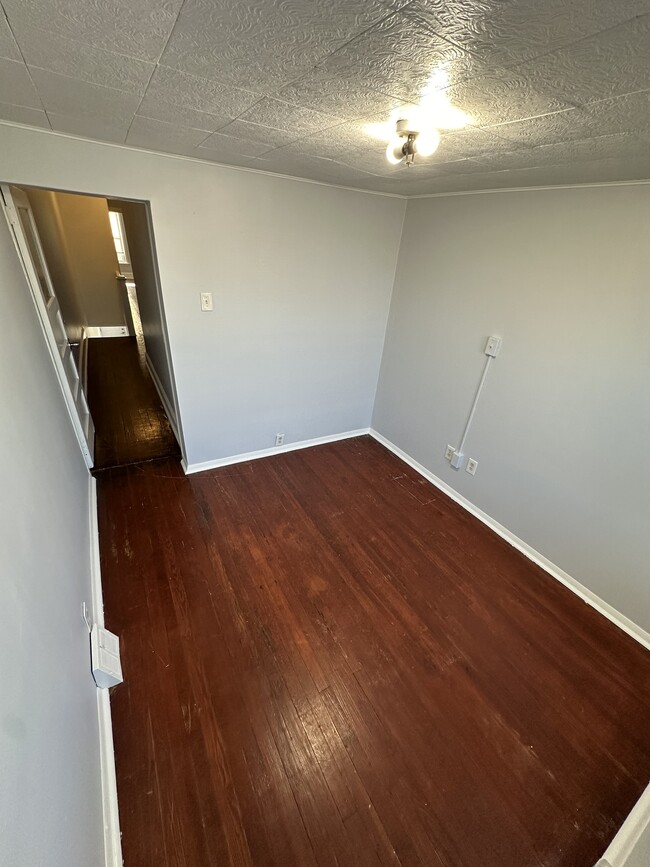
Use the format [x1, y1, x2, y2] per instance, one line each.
[450, 336, 501, 469]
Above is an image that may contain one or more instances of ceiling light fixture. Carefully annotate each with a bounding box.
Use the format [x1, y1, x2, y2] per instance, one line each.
[376, 67, 472, 168]
[385, 118, 441, 167]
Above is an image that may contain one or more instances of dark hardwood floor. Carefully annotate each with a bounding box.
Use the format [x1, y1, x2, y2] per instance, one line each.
[87, 336, 179, 471]
[97, 436, 650, 867]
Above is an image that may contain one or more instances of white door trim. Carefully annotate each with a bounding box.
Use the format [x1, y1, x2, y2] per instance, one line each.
[1, 184, 94, 468]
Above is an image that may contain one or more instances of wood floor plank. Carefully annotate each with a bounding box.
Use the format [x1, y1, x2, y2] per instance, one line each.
[98, 436, 650, 866]
[88, 337, 180, 471]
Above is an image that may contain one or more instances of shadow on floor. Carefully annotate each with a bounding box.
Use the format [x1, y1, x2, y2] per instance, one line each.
[87, 336, 180, 472]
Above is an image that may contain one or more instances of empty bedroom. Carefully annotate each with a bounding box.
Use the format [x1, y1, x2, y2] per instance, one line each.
[1, 1, 649, 866]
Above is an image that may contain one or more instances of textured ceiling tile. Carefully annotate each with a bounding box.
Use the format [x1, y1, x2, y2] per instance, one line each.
[6, 0, 650, 194]
[18, 27, 154, 93]
[578, 89, 650, 137]
[126, 115, 212, 151]
[275, 115, 394, 159]
[523, 155, 650, 184]
[276, 70, 412, 120]
[145, 66, 260, 118]
[525, 133, 650, 167]
[49, 112, 131, 142]
[445, 67, 577, 128]
[159, 0, 394, 92]
[396, 175, 480, 195]
[485, 109, 594, 148]
[462, 156, 650, 188]
[0, 10, 21, 61]
[0, 57, 41, 108]
[246, 149, 353, 179]
[215, 120, 297, 148]
[404, 0, 650, 67]
[469, 149, 555, 172]
[137, 92, 232, 132]
[316, 13, 485, 103]
[197, 131, 275, 158]
[236, 97, 344, 135]
[31, 68, 141, 121]
[0, 101, 50, 127]
[431, 127, 526, 162]
[2, 0, 183, 63]
[193, 151, 260, 168]
[521, 15, 650, 105]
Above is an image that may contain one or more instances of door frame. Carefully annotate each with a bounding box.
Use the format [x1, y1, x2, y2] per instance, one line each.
[1, 184, 95, 468]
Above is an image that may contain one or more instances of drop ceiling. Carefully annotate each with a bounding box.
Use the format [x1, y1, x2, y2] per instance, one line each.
[1, 0, 649, 196]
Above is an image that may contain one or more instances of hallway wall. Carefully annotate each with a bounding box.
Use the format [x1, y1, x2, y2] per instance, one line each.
[118, 199, 178, 429]
[0, 213, 104, 864]
[26, 187, 126, 339]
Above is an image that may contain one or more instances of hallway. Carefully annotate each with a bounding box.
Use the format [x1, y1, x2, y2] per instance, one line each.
[87, 336, 180, 471]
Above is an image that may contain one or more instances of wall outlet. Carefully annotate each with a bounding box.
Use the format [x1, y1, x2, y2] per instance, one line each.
[466, 458, 478, 475]
[200, 291, 213, 311]
[445, 445, 456, 461]
[275, 433, 285, 446]
[485, 335, 502, 357]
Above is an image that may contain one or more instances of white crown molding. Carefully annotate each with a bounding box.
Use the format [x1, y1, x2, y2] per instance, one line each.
[3, 121, 649, 200]
[0, 120, 406, 199]
[408, 177, 650, 199]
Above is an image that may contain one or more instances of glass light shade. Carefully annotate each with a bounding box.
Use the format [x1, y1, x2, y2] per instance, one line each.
[385, 138, 404, 165]
[415, 129, 440, 157]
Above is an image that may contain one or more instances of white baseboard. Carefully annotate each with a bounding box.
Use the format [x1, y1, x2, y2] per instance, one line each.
[97, 689, 122, 867]
[144, 352, 180, 443]
[84, 326, 129, 338]
[182, 427, 371, 475]
[369, 429, 650, 654]
[89, 476, 123, 867]
[89, 476, 104, 628]
[600, 783, 650, 867]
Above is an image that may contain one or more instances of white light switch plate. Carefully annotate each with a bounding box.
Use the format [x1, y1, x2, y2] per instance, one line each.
[200, 292, 213, 312]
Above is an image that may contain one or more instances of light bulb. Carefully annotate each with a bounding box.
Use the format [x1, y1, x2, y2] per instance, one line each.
[415, 129, 440, 157]
[436, 106, 472, 130]
[385, 137, 404, 165]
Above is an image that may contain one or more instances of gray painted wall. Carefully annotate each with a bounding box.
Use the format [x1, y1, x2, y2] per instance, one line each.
[373, 185, 650, 632]
[0, 215, 104, 864]
[24, 187, 85, 342]
[119, 199, 177, 424]
[26, 188, 125, 334]
[0, 123, 406, 467]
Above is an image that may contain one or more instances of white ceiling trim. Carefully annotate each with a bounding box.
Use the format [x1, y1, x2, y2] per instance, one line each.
[0, 119, 408, 198]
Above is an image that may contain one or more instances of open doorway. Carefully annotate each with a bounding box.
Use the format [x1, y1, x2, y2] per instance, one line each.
[2, 185, 183, 472]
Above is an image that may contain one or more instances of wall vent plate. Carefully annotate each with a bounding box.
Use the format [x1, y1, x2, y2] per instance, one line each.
[91, 624, 123, 688]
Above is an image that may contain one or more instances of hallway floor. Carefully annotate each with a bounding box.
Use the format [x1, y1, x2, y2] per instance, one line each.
[87, 336, 180, 471]
[97, 436, 650, 867]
